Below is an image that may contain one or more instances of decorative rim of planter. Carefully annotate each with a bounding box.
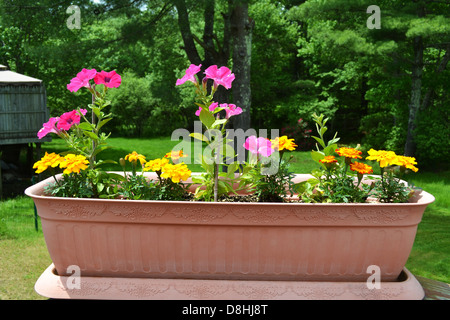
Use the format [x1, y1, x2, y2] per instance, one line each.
[26, 172, 436, 207]
[26, 173, 435, 228]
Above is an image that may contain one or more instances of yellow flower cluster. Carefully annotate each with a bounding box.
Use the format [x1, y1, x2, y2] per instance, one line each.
[33, 152, 89, 175]
[335, 147, 362, 159]
[395, 155, 419, 173]
[144, 157, 191, 183]
[271, 136, 298, 151]
[33, 152, 62, 174]
[350, 162, 373, 175]
[366, 149, 418, 172]
[59, 154, 89, 175]
[160, 163, 192, 183]
[164, 150, 188, 161]
[319, 155, 338, 164]
[125, 151, 147, 165]
[144, 158, 169, 172]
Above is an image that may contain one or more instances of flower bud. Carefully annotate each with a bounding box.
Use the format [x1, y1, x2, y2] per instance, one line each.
[119, 158, 126, 169]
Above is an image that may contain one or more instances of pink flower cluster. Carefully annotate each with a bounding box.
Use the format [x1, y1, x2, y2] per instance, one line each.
[38, 109, 87, 139]
[194, 102, 243, 119]
[195, 102, 219, 116]
[67, 68, 122, 92]
[177, 64, 242, 119]
[176, 64, 235, 90]
[243, 136, 274, 158]
[204, 65, 235, 90]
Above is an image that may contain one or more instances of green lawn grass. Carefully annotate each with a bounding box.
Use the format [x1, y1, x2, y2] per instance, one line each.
[0, 137, 448, 299]
[404, 171, 450, 283]
[0, 197, 51, 300]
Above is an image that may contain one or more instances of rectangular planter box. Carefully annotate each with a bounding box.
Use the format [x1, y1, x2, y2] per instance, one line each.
[26, 173, 435, 282]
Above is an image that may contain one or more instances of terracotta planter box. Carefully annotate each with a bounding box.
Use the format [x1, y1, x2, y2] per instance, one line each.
[26, 173, 434, 283]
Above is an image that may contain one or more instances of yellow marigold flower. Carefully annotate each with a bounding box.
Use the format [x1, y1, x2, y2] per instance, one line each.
[366, 149, 398, 168]
[33, 152, 63, 174]
[335, 147, 362, 159]
[160, 163, 192, 183]
[59, 154, 89, 175]
[319, 155, 338, 164]
[271, 136, 298, 151]
[395, 155, 419, 172]
[350, 162, 373, 175]
[143, 158, 170, 172]
[165, 150, 188, 160]
[125, 151, 147, 165]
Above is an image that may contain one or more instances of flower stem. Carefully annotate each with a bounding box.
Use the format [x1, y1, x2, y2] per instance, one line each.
[91, 93, 97, 167]
[214, 162, 219, 202]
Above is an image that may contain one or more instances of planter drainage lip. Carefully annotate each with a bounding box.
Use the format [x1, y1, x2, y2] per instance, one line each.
[35, 264, 425, 300]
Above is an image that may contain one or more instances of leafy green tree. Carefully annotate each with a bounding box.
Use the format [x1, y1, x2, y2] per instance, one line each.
[288, 0, 450, 165]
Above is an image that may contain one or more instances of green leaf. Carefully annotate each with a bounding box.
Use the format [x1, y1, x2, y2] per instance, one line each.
[95, 159, 117, 167]
[190, 132, 209, 142]
[211, 118, 228, 128]
[311, 136, 326, 149]
[191, 176, 205, 184]
[222, 143, 236, 160]
[77, 122, 94, 131]
[328, 132, 340, 146]
[83, 131, 99, 140]
[311, 150, 326, 169]
[226, 162, 238, 179]
[323, 143, 337, 156]
[92, 107, 101, 118]
[97, 183, 105, 192]
[199, 109, 216, 129]
[98, 118, 112, 130]
[106, 172, 126, 181]
[92, 146, 111, 157]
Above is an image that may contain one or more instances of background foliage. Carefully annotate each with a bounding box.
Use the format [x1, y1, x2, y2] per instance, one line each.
[0, 0, 449, 168]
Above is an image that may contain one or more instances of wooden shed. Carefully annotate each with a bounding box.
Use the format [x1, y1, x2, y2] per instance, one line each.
[0, 64, 50, 197]
[0, 64, 50, 145]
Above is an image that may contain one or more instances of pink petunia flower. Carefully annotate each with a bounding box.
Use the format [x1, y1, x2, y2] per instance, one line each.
[37, 117, 60, 139]
[220, 103, 243, 119]
[78, 109, 88, 116]
[94, 70, 122, 88]
[67, 68, 97, 92]
[57, 110, 81, 131]
[204, 65, 235, 90]
[243, 136, 274, 158]
[176, 64, 202, 86]
[195, 102, 219, 116]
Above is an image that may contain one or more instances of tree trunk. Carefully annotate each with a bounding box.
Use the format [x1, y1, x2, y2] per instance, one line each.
[404, 5, 425, 157]
[230, 0, 253, 132]
[173, 0, 202, 66]
[421, 44, 450, 111]
[404, 35, 423, 157]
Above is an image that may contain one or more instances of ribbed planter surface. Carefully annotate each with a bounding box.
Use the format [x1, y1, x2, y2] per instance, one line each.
[26, 173, 435, 282]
